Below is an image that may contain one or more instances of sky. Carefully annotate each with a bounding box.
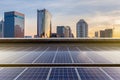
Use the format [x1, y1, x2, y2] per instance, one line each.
[0, 0, 120, 37]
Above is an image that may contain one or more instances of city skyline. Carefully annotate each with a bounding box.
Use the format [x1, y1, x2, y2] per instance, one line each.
[0, 0, 120, 37]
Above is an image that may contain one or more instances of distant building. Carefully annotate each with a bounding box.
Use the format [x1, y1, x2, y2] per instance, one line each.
[71, 33, 74, 38]
[4, 11, 24, 38]
[104, 29, 113, 37]
[51, 33, 57, 38]
[76, 19, 88, 37]
[100, 30, 105, 37]
[96, 29, 113, 38]
[37, 9, 52, 38]
[0, 20, 4, 38]
[24, 36, 32, 38]
[34, 35, 38, 38]
[95, 31, 98, 38]
[57, 26, 65, 37]
[64, 26, 72, 37]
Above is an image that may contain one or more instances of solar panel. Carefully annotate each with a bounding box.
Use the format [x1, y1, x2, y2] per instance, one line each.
[70, 51, 92, 63]
[49, 68, 79, 80]
[103, 68, 120, 80]
[0, 68, 25, 80]
[16, 68, 50, 80]
[77, 68, 112, 80]
[0, 43, 120, 80]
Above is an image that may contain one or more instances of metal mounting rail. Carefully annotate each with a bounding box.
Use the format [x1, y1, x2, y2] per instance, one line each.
[0, 64, 120, 67]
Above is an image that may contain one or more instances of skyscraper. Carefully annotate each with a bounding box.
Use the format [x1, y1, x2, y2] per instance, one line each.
[76, 19, 88, 37]
[0, 20, 4, 37]
[37, 9, 52, 38]
[64, 26, 72, 37]
[4, 11, 24, 38]
[57, 26, 65, 37]
[57, 26, 73, 38]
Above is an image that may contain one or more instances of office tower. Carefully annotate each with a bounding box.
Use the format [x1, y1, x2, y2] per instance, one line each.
[64, 26, 72, 37]
[4, 11, 24, 38]
[95, 31, 99, 38]
[0, 20, 4, 37]
[51, 33, 57, 38]
[100, 30, 105, 37]
[99, 29, 113, 38]
[37, 9, 52, 38]
[104, 29, 113, 37]
[76, 19, 88, 37]
[57, 26, 65, 37]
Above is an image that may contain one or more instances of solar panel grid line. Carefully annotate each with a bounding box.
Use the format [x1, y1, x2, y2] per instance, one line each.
[13, 47, 47, 80]
[103, 68, 120, 80]
[46, 68, 52, 80]
[34, 47, 56, 63]
[99, 68, 114, 80]
[46, 47, 58, 80]
[13, 47, 49, 80]
[68, 47, 82, 80]
[32, 47, 49, 63]
[76, 47, 94, 63]
[11, 47, 35, 63]
[84, 47, 115, 80]
[0, 47, 33, 74]
[67, 47, 74, 63]
[54, 47, 72, 63]
[85, 47, 112, 63]
[13, 68, 28, 80]
[52, 47, 58, 63]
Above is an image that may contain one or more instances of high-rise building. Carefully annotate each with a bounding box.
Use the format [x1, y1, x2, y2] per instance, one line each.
[4, 11, 24, 38]
[37, 9, 52, 38]
[98, 29, 113, 38]
[95, 31, 99, 38]
[76, 19, 88, 37]
[64, 26, 72, 37]
[57, 26, 73, 38]
[104, 29, 113, 37]
[0, 20, 4, 37]
[100, 30, 105, 37]
[57, 26, 65, 37]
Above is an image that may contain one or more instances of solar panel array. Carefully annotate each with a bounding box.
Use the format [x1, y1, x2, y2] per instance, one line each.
[0, 46, 120, 80]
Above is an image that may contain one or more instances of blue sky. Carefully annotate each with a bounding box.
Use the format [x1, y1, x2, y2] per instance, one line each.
[0, 0, 120, 36]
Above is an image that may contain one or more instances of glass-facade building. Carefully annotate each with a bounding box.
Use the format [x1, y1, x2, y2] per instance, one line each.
[0, 20, 4, 37]
[4, 11, 24, 38]
[76, 19, 88, 37]
[57, 26, 65, 37]
[37, 9, 52, 38]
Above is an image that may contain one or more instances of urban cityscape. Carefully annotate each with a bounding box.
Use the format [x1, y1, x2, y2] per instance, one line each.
[0, 0, 120, 80]
[0, 9, 120, 38]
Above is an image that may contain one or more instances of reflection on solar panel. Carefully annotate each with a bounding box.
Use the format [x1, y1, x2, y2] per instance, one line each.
[103, 68, 120, 80]
[0, 68, 24, 80]
[77, 68, 112, 80]
[0, 41, 120, 80]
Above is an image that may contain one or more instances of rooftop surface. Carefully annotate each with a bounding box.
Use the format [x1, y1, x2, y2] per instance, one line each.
[0, 39, 120, 80]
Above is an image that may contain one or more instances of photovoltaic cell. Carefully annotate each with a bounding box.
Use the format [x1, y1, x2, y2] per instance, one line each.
[49, 68, 79, 80]
[70, 51, 92, 63]
[0, 68, 24, 80]
[16, 68, 50, 80]
[103, 68, 120, 80]
[77, 68, 112, 80]
[35, 51, 55, 63]
[54, 51, 72, 63]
